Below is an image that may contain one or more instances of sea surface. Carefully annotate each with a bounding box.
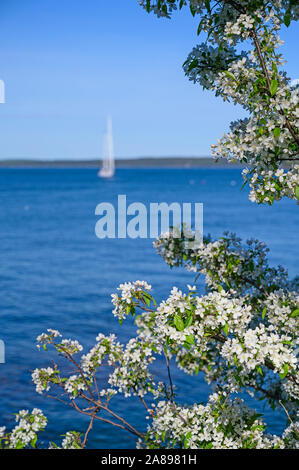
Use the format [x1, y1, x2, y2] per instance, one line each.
[0, 168, 298, 449]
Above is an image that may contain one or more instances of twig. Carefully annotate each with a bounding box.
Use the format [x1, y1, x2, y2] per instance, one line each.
[82, 415, 95, 448]
[279, 400, 296, 426]
[53, 342, 95, 400]
[164, 349, 174, 402]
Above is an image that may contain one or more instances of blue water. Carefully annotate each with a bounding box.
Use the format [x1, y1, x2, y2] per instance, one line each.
[0, 168, 298, 448]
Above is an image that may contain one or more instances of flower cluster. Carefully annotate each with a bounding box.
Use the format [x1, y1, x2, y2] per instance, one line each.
[154, 230, 289, 296]
[56, 339, 83, 356]
[81, 333, 123, 375]
[283, 423, 299, 449]
[183, 43, 247, 91]
[0, 409, 47, 449]
[143, 1, 299, 204]
[262, 290, 299, 335]
[154, 287, 252, 346]
[140, 392, 284, 449]
[32, 367, 60, 395]
[111, 280, 153, 321]
[64, 375, 87, 399]
[221, 324, 297, 377]
[36, 328, 61, 349]
[108, 337, 160, 398]
[12, 249, 299, 448]
[61, 431, 83, 449]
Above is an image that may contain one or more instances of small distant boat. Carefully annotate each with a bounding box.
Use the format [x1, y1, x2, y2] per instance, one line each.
[98, 116, 115, 178]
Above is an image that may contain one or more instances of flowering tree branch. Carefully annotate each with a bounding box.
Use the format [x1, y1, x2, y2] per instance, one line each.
[1, 0, 298, 450]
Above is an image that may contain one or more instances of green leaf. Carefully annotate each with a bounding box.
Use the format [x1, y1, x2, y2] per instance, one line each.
[184, 431, 192, 449]
[295, 186, 299, 201]
[223, 323, 229, 336]
[252, 424, 265, 432]
[49, 441, 59, 448]
[16, 441, 25, 449]
[270, 79, 278, 96]
[248, 413, 263, 427]
[185, 334, 195, 345]
[186, 59, 199, 72]
[204, 0, 211, 14]
[279, 363, 289, 380]
[284, 13, 291, 27]
[262, 307, 267, 320]
[205, 442, 213, 449]
[273, 127, 280, 138]
[174, 314, 185, 331]
[189, 4, 196, 16]
[256, 366, 263, 376]
[184, 316, 193, 328]
[197, 19, 204, 36]
[31, 435, 37, 448]
[290, 308, 299, 318]
[271, 62, 278, 75]
[224, 71, 237, 82]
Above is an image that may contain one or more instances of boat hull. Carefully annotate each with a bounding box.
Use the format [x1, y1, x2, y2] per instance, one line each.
[98, 168, 114, 178]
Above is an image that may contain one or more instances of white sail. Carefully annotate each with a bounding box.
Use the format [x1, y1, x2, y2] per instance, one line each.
[98, 116, 115, 178]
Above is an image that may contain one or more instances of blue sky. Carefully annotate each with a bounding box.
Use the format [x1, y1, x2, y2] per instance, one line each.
[0, 0, 297, 160]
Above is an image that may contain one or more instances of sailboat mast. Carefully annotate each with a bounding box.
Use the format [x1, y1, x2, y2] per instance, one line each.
[107, 116, 114, 170]
[98, 115, 115, 178]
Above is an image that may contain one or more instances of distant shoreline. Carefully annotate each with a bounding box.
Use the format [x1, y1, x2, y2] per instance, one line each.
[0, 157, 244, 169]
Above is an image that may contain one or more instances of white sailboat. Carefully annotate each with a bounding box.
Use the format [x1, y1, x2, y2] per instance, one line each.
[98, 116, 115, 178]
